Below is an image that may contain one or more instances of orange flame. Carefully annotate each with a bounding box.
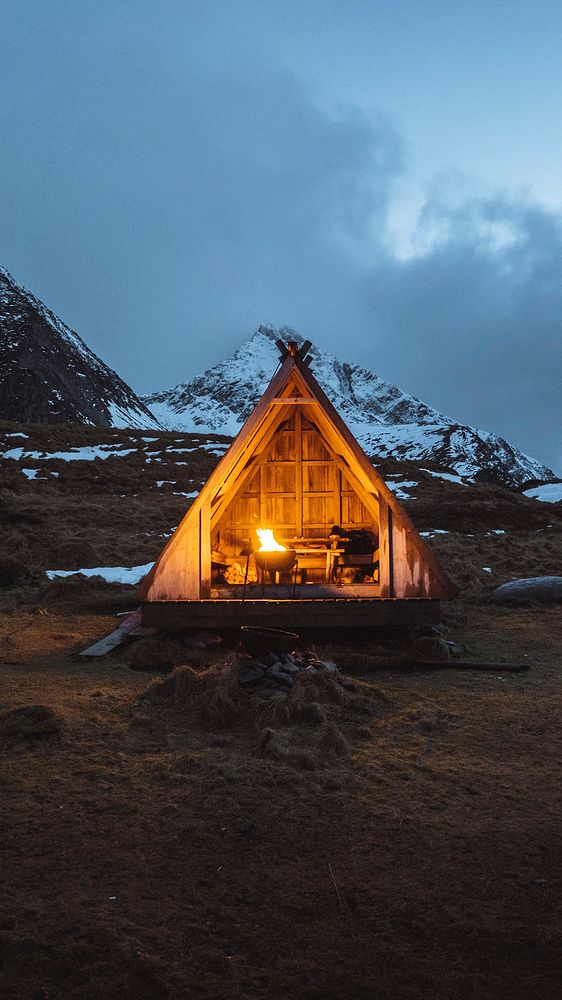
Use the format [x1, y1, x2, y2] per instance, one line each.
[256, 528, 286, 552]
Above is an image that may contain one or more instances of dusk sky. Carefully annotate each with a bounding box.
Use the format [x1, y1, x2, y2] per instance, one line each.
[1, 0, 561, 471]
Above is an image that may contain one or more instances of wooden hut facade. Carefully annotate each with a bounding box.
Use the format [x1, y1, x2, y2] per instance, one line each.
[140, 340, 457, 629]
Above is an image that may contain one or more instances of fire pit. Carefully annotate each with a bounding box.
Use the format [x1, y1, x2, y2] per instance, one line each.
[252, 527, 297, 586]
[254, 547, 297, 574]
[241, 528, 300, 598]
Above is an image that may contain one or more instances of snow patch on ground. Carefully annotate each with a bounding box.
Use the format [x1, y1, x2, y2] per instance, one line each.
[385, 479, 419, 500]
[46, 564, 152, 585]
[3, 445, 138, 462]
[421, 468, 469, 486]
[523, 483, 562, 503]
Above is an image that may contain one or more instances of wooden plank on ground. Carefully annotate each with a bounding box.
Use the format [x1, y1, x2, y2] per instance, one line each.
[79, 609, 153, 657]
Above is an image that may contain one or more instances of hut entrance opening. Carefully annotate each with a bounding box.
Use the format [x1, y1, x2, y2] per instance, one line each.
[210, 409, 380, 597]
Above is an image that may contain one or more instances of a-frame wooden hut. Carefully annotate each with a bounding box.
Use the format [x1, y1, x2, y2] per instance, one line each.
[140, 340, 457, 630]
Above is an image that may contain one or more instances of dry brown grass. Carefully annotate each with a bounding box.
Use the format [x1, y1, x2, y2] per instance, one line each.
[0, 604, 561, 999]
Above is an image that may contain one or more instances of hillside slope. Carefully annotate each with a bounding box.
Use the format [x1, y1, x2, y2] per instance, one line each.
[0, 267, 159, 429]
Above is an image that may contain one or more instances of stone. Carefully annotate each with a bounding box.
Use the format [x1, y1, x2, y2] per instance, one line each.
[268, 664, 294, 687]
[412, 636, 451, 662]
[303, 665, 318, 675]
[280, 661, 300, 674]
[307, 659, 338, 673]
[492, 577, 562, 605]
[238, 664, 265, 686]
[261, 651, 282, 668]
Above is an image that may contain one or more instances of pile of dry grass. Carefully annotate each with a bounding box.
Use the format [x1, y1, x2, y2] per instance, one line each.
[141, 658, 387, 773]
[0, 704, 62, 748]
[144, 659, 241, 727]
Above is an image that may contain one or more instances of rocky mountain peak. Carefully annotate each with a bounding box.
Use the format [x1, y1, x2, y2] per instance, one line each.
[144, 324, 556, 487]
[0, 267, 159, 429]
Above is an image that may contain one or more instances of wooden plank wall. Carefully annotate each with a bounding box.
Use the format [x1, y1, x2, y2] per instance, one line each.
[213, 411, 378, 555]
[391, 518, 435, 598]
[146, 521, 202, 600]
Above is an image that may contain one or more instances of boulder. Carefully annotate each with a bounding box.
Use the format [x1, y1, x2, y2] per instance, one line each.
[492, 577, 562, 606]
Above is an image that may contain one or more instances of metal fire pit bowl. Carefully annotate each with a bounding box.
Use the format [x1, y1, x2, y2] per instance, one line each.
[254, 548, 297, 574]
[240, 626, 300, 656]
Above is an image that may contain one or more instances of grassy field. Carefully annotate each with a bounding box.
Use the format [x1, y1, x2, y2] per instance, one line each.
[1, 422, 561, 999]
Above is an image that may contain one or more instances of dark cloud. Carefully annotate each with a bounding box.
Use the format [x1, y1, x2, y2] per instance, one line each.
[0, 3, 560, 472]
[362, 195, 562, 472]
[0, 24, 402, 387]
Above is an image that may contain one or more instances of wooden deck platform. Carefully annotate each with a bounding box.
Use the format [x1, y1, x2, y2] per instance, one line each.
[141, 598, 442, 631]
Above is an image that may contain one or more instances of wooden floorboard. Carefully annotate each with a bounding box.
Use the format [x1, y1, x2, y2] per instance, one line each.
[211, 584, 381, 599]
[141, 598, 441, 630]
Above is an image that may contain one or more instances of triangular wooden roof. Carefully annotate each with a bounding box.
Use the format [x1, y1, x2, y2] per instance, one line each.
[140, 342, 457, 600]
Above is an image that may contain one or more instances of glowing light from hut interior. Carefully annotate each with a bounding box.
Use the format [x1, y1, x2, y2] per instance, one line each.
[256, 528, 286, 551]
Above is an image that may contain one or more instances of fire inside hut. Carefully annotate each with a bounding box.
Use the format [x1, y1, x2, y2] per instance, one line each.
[139, 339, 456, 630]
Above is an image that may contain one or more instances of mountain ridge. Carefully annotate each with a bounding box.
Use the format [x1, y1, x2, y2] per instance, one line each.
[0, 267, 159, 429]
[144, 324, 555, 487]
[0, 267, 555, 487]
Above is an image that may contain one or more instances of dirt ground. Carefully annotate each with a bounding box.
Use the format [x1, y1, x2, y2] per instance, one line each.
[0, 599, 561, 1000]
[1, 423, 562, 999]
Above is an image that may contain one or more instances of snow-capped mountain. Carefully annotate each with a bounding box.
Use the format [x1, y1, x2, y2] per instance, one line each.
[0, 267, 159, 429]
[145, 325, 555, 486]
